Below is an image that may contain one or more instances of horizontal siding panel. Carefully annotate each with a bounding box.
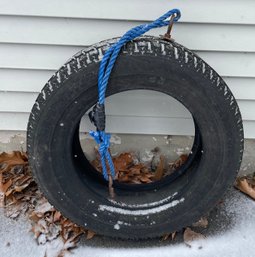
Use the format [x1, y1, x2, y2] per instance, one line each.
[0, 44, 254, 77]
[0, 112, 254, 138]
[0, 69, 52, 92]
[0, 16, 255, 52]
[225, 77, 255, 100]
[0, 91, 254, 120]
[0, 1, 254, 139]
[1, 69, 255, 100]
[0, 0, 254, 25]
[0, 91, 192, 118]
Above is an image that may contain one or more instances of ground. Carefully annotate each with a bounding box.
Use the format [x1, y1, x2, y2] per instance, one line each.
[0, 135, 254, 257]
[0, 186, 254, 257]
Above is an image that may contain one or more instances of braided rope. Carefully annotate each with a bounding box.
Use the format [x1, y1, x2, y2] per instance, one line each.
[90, 9, 181, 181]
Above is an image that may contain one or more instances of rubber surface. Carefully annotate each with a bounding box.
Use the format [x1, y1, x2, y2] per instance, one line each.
[27, 36, 244, 239]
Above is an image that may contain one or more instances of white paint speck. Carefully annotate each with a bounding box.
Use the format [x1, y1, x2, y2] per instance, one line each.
[147, 42, 152, 52]
[35, 102, 40, 111]
[48, 82, 53, 92]
[41, 90, 46, 100]
[86, 53, 92, 64]
[67, 63, 72, 75]
[202, 63, 206, 73]
[56, 72, 61, 83]
[217, 77, 220, 87]
[174, 47, 179, 59]
[114, 224, 120, 230]
[210, 70, 213, 80]
[185, 52, 188, 63]
[161, 43, 166, 55]
[194, 56, 198, 68]
[134, 43, 139, 53]
[98, 48, 104, 60]
[77, 58, 81, 69]
[93, 213, 97, 217]
[224, 86, 228, 96]
[60, 123, 64, 127]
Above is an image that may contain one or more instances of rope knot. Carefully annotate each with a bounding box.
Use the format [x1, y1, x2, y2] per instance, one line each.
[89, 130, 115, 181]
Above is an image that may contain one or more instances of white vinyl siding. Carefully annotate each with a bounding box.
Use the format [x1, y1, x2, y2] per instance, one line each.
[0, 0, 254, 138]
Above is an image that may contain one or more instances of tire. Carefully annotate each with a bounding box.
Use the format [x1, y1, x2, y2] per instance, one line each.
[27, 36, 244, 239]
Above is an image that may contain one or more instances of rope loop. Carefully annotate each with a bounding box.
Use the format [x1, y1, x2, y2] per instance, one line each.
[89, 8, 181, 182]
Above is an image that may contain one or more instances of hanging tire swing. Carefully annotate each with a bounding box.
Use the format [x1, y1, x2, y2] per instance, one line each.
[27, 9, 244, 239]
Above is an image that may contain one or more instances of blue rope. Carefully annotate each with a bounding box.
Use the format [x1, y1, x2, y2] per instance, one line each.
[90, 9, 181, 181]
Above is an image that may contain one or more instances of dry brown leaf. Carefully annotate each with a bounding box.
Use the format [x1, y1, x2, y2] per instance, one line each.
[0, 151, 28, 172]
[140, 176, 152, 183]
[1, 150, 87, 256]
[235, 177, 255, 200]
[113, 153, 133, 171]
[183, 227, 206, 246]
[91, 150, 189, 185]
[86, 230, 96, 240]
[54, 211, 62, 222]
[1, 179, 12, 193]
[171, 231, 177, 240]
[192, 217, 209, 228]
[162, 233, 170, 241]
[162, 231, 176, 241]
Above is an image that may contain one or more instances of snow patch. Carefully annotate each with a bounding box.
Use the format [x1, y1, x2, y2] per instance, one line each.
[99, 198, 184, 216]
[109, 192, 178, 208]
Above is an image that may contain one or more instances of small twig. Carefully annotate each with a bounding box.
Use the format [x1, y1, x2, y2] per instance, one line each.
[108, 175, 115, 199]
[153, 155, 165, 181]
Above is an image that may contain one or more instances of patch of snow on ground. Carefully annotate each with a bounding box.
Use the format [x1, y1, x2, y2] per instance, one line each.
[0, 189, 254, 257]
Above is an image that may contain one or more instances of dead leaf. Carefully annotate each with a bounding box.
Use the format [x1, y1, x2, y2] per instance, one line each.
[1, 150, 87, 256]
[171, 231, 177, 240]
[0, 151, 28, 173]
[86, 230, 96, 240]
[140, 175, 152, 183]
[54, 211, 62, 222]
[183, 227, 206, 246]
[162, 231, 176, 241]
[192, 217, 209, 228]
[235, 177, 255, 200]
[113, 153, 133, 171]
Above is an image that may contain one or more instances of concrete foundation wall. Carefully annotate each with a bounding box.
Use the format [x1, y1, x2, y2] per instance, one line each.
[0, 131, 253, 177]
